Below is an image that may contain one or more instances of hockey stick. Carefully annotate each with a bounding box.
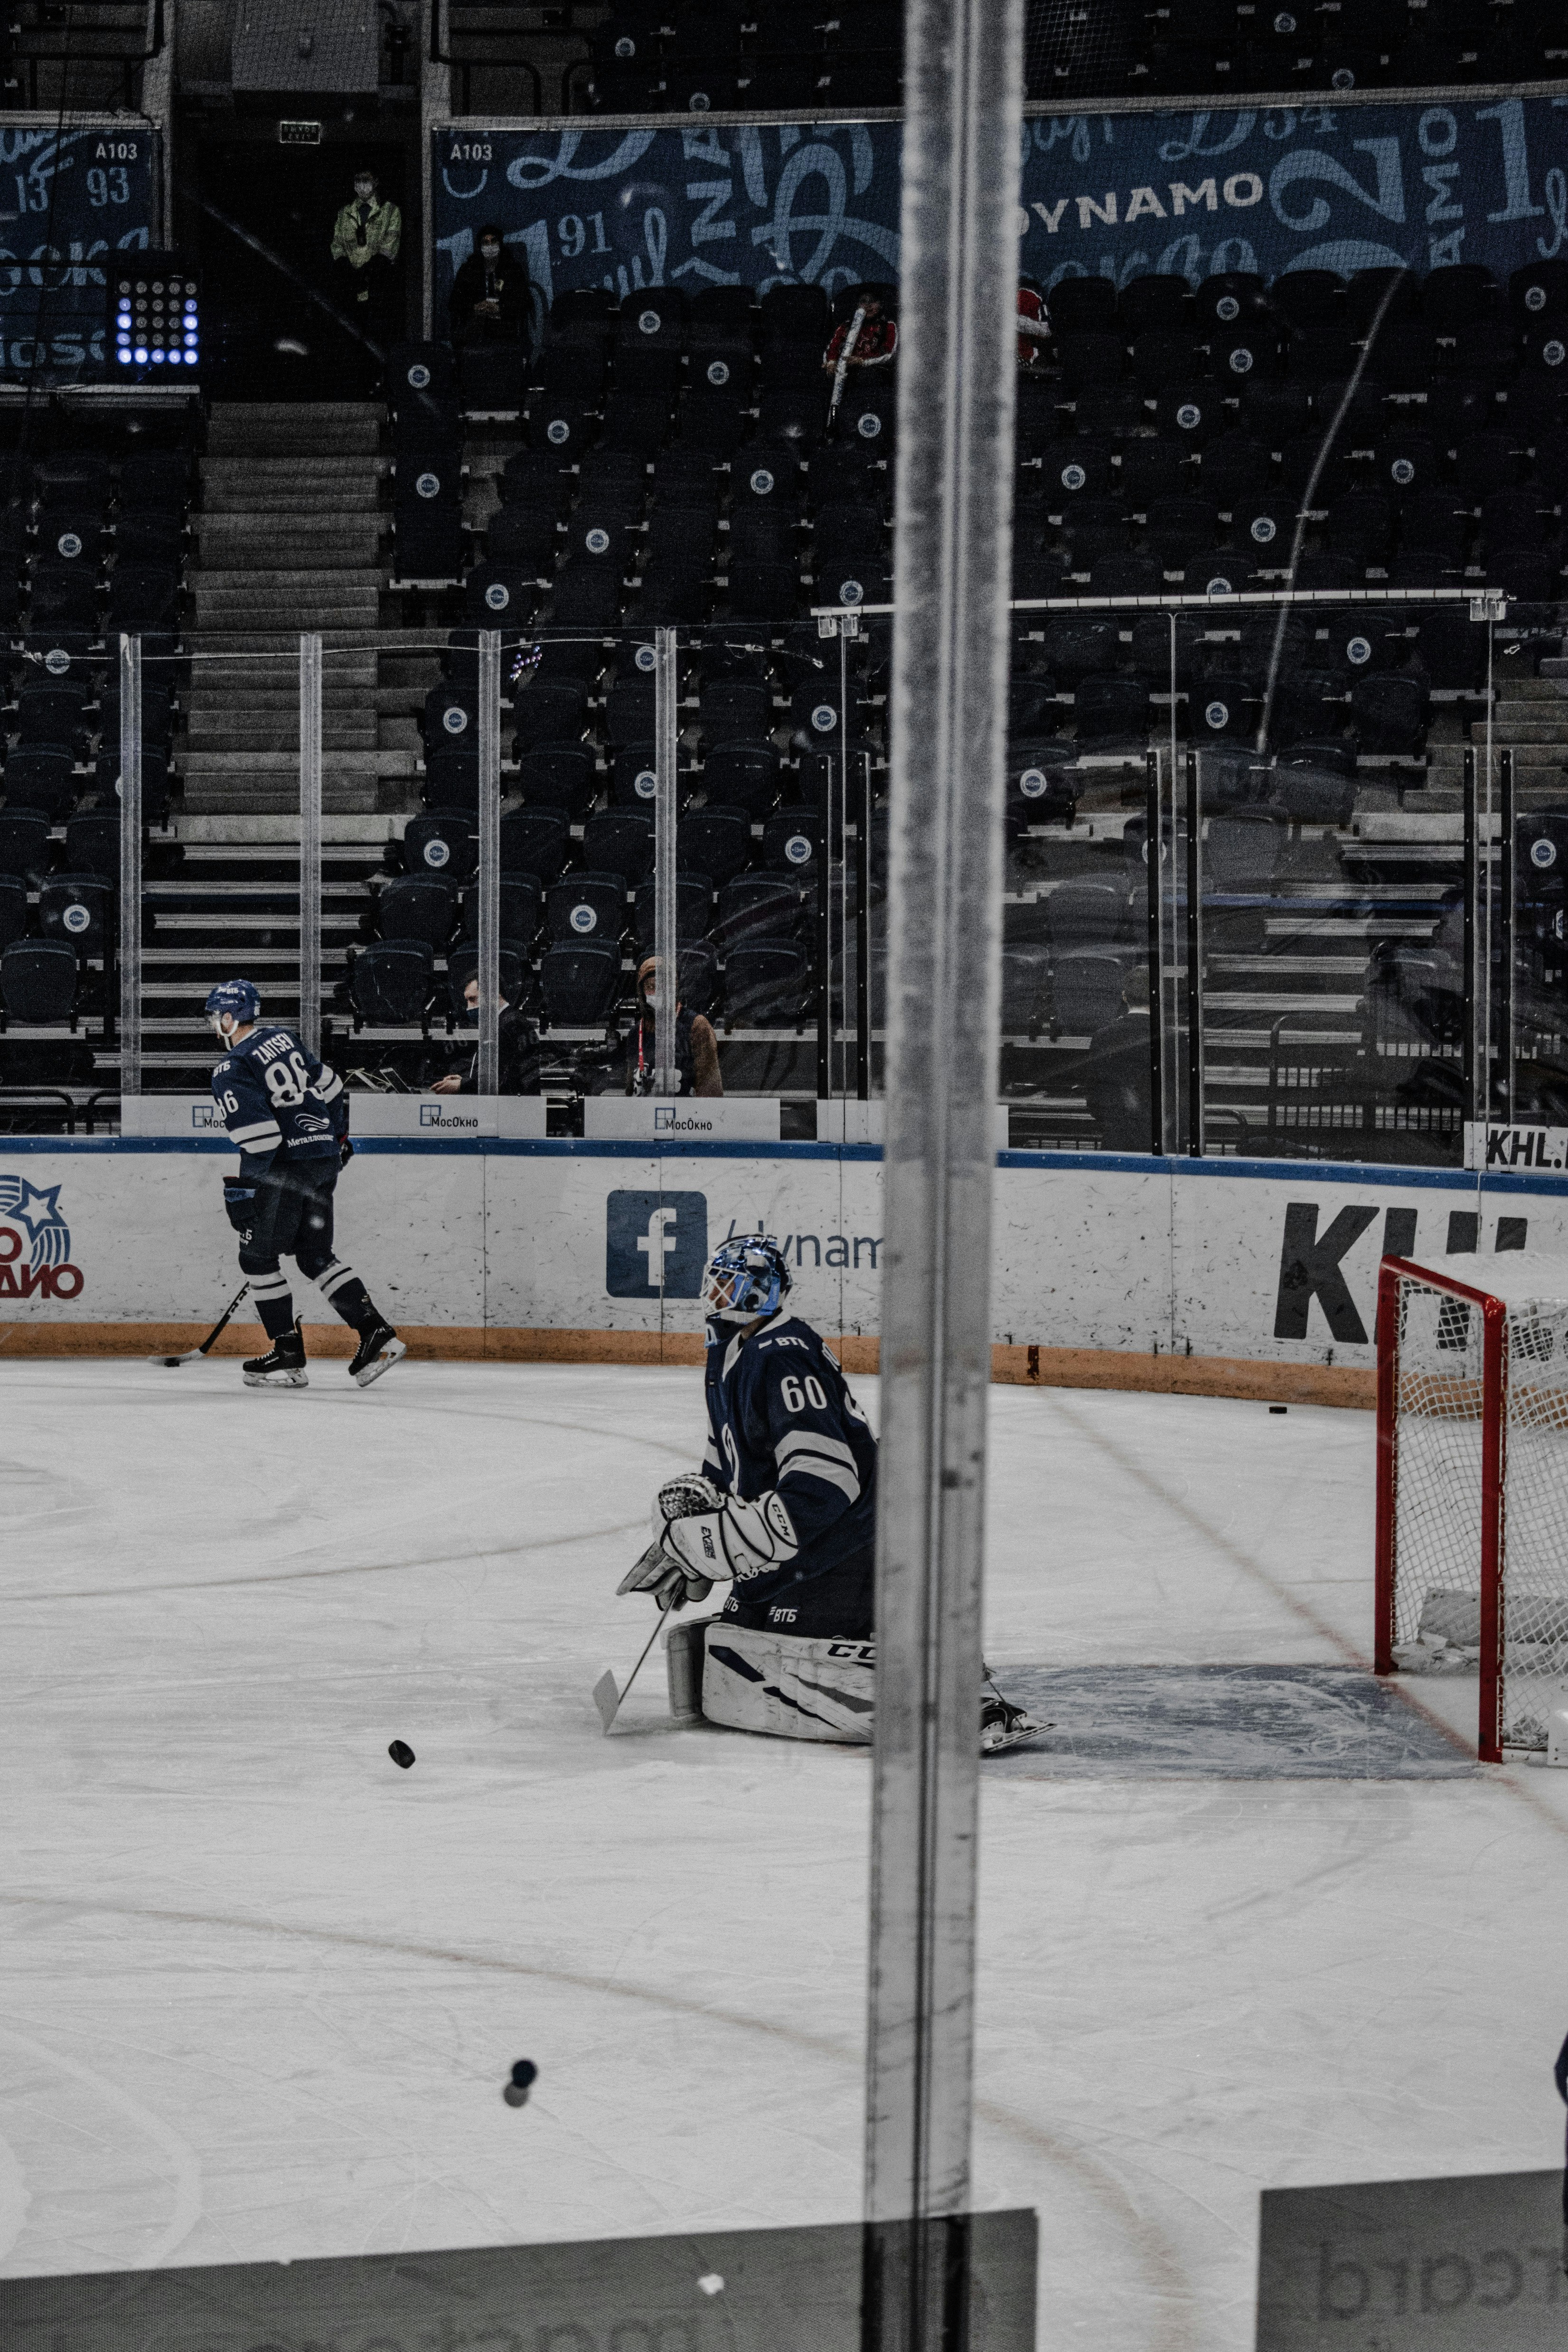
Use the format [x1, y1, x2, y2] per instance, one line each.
[826, 305, 865, 427]
[148, 1282, 250, 1368]
[592, 1612, 666, 1732]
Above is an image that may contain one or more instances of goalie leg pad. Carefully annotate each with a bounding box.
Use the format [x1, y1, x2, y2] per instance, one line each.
[701, 1625, 876, 1745]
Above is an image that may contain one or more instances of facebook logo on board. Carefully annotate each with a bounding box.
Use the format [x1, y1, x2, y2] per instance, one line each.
[605, 1191, 709, 1298]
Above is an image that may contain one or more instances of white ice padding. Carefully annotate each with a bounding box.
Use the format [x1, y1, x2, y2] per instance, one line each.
[701, 1624, 875, 1743]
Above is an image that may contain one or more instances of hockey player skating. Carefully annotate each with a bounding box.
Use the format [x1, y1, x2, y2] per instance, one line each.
[206, 979, 405, 1390]
[618, 1233, 1036, 1752]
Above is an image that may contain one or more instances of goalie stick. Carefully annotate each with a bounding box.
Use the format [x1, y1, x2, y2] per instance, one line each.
[592, 1611, 666, 1732]
[148, 1281, 250, 1368]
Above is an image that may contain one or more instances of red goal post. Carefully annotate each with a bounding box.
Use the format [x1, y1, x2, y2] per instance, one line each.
[1375, 1252, 1568, 1764]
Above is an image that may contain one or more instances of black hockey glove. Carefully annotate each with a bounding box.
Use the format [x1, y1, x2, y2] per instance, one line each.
[338, 1135, 354, 1167]
[222, 1177, 255, 1236]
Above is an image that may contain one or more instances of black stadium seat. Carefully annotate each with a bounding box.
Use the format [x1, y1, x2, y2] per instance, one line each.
[723, 941, 811, 1025]
[0, 810, 52, 882]
[0, 874, 25, 951]
[540, 941, 621, 1027]
[499, 809, 570, 883]
[460, 875, 542, 953]
[403, 810, 477, 881]
[446, 948, 527, 1018]
[349, 942, 435, 1026]
[634, 874, 713, 954]
[582, 809, 655, 883]
[64, 812, 118, 883]
[379, 876, 458, 950]
[38, 874, 109, 951]
[1, 939, 77, 1023]
[546, 870, 625, 947]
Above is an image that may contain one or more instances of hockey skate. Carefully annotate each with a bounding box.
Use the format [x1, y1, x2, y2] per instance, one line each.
[348, 1320, 406, 1387]
[242, 1330, 308, 1389]
[980, 1682, 1041, 1755]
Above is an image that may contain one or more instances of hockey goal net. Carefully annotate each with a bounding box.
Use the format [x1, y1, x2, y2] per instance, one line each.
[1376, 1252, 1568, 1760]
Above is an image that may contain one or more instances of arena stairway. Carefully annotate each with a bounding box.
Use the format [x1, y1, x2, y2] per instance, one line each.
[180, 402, 438, 817]
[92, 818, 398, 1092]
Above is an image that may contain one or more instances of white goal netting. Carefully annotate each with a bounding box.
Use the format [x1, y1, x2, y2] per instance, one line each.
[1383, 1255, 1568, 1753]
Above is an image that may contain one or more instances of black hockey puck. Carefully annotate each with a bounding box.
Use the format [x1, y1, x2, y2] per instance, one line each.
[503, 2082, 529, 2108]
[1269, 1406, 1287, 1416]
[509, 2059, 537, 2090]
[388, 1740, 415, 1769]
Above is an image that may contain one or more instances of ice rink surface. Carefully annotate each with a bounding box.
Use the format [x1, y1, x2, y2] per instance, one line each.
[6, 1355, 1568, 2349]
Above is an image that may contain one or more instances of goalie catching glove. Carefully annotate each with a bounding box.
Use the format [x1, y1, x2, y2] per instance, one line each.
[616, 1471, 801, 1612]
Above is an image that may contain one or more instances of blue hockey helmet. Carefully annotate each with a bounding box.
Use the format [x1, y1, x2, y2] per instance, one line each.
[704, 1232, 792, 1323]
[205, 977, 261, 1044]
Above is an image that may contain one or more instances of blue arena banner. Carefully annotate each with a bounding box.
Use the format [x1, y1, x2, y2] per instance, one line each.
[434, 97, 1568, 325]
[1016, 96, 1568, 291]
[0, 124, 157, 380]
[432, 120, 903, 328]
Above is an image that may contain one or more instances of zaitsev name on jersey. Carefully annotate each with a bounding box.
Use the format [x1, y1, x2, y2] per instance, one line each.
[211, 1024, 347, 1169]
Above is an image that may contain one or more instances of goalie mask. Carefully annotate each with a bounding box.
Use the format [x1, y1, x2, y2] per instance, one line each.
[704, 1232, 791, 1323]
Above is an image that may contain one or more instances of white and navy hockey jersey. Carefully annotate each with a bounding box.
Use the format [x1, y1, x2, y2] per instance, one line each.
[211, 1024, 347, 1173]
[701, 1311, 877, 1604]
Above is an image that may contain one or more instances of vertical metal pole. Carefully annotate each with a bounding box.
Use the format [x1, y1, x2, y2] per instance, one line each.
[818, 623, 843, 1105]
[117, 632, 141, 1105]
[478, 628, 501, 1094]
[1463, 741, 1477, 1128]
[865, 0, 1023, 2343]
[1482, 616, 1496, 1128]
[856, 751, 872, 1101]
[1499, 743, 1514, 1127]
[1185, 747, 1204, 1157]
[1145, 745, 1162, 1158]
[653, 624, 678, 1094]
[298, 633, 322, 1056]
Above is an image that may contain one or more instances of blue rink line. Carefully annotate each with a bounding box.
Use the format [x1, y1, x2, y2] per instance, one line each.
[5, 1135, 1568, 1198]
[987, 1664, 1478, 1780]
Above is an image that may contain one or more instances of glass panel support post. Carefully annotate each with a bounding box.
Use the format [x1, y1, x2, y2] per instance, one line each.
[1145, 745, 1162, 1157]
[1498, 743, 1514, 1126]
[855, 752, 873, 1102]
[117, 632, 142, 1106]
[1184, 749, 1204, 1158]
[298, 632, 322, 1058]
[653, 624, 679, 1095]
[477, 628, 501, 1095]
[863, 0, 1023, 2342]
[1463, 742, 1477, 1125]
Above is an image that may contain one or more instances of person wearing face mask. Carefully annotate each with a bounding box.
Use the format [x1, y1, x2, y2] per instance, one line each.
[330, 168, 403, 344]
[610, 955, 722, 1098]
[447, 223, 530, 347]
[430, 975, 541, 1095]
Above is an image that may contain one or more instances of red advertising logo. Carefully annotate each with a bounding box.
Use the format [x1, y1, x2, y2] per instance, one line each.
[0, 1176, 84, 1298]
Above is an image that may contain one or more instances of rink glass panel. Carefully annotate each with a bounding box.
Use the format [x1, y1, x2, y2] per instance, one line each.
[88, 626, 888, 1129]
[32, 595, 1562, 1160]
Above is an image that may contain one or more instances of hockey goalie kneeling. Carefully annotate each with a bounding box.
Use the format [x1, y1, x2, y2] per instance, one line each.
[619, 1234, 1035, 1754]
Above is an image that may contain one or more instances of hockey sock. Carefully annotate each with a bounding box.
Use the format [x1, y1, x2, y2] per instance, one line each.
[316, 1260, 382, 1335]
[253, 1279, 297, 1343]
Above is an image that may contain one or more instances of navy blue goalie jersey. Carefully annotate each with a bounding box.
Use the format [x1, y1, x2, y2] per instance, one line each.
[212, 1024, 347, 1169]
[702, 1311, 877, 1600]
